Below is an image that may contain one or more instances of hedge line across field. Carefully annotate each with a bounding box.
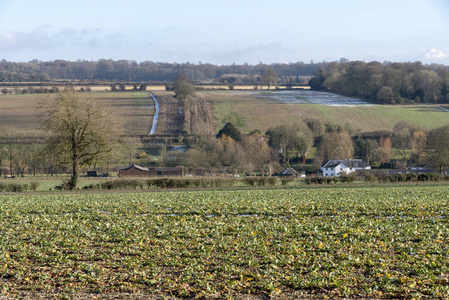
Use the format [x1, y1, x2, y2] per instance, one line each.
[0, 182, 40, 192]
[82, 177, 291, 190]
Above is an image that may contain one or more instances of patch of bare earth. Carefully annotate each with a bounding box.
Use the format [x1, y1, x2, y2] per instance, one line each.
[183, 95, 216, 135]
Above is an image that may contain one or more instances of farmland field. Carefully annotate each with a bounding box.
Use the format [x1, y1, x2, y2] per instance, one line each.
[203, 90, 449, 133]
[0, 92, 155, 139]
[1, 185, 449, 298]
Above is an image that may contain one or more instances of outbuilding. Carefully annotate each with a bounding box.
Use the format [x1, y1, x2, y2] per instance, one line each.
[279, 168, 299, 177]
[118, 164, 150, 177]
[118, 164, 185, 177]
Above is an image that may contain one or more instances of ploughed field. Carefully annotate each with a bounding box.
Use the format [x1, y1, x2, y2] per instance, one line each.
[1, 185, 449, 298]
[204, 90, 449, 133]
[0, 92, 155, 139]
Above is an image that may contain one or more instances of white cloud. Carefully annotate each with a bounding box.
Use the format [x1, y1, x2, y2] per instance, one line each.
[204, 41, 290, 64]
[0, 27, 111, 51]
[425, 48, 448, 59]
[0, 31, 17, 48]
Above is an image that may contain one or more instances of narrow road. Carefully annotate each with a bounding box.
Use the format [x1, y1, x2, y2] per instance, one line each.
[149, 92, 159, 135]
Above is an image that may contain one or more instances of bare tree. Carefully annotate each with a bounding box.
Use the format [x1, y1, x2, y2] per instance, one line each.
[120, 136, 142, 166]
[28, 145, 44, 177]
[379, 136, 392, 163]
[266, 123, 313, 163]
[14, 145, 28, 177]
[319, 131, 354, 161]
[158, 145, 168, 166]
[38, 90, 122, 190]
[262, 68, 278, 90]
[426, 125, 449, 174]
[410, 130, 427, 163]
[392, 122, 414, 160]
[0, 129, 18, 176]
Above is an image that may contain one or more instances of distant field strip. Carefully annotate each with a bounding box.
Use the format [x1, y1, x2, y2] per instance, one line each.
[203, 90, 449, 133]
[0, 92, 154, 138]
[1, 185, 449, 298]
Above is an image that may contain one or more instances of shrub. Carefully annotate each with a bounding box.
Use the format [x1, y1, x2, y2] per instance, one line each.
[190, 179, 202, 188]
[101, 179, 142, 190]
[30, 182, 40, 192]
[376, 174, 388, 183]
[428, 173, 441, 181]
[365, 175, 375, 183]
[55, 180, 71, 191]
[417, 173, 441, 182]
[268, 177, 277, 186]
[256, 177, 269, 186]
[244, 177, 258, 186]
[7, 183, 29, 193]
[82, 183, 101, 190]
[341, 174, 356, 183]
[405, 173, 417, 182]
[280, 177, 294, 186]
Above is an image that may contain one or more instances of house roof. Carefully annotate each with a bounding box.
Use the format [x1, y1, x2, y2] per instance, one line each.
[280, 168, 298, 175]
[119, 164, 149, 172]
[119, 165, 184, 172]
[148, 166, 184, 171]
[321, 159, 370, 169]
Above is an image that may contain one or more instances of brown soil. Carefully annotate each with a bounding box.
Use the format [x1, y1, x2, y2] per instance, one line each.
[183, 95, 216, 135]
[151, 91, 183, 136]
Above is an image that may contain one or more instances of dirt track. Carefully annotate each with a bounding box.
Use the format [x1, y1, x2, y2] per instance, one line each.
[151, 91, 183, 135]
[150, 91, 216, 137]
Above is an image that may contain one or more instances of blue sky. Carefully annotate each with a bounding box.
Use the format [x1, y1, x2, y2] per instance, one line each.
[0, 0, 448, 65]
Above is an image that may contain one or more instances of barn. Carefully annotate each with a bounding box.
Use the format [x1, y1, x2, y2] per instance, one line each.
[118, 164, 151, 177]
[119, 164, 184, 177]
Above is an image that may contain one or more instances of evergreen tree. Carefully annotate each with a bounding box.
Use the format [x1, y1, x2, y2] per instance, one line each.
[217, 122, 242, 141]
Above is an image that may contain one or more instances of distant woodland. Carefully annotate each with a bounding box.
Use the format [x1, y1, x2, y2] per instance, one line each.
[309, 60, 449, 104]
[2, 59, 449, 104]
[0, 59, 323, 84]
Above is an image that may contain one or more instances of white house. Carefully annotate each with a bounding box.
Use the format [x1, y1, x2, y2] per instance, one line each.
[321, 159, 370, 177]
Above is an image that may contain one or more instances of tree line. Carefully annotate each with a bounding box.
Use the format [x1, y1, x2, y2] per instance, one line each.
[0, 59, 324, 83]
[176, 119, 449, 176]
[309, 60, 449, 104]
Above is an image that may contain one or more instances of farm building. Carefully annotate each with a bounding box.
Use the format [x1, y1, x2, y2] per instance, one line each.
[321, 159, 370, 177]
[279, 168, 299, 177]
[119, 164, 184, 177]
[86, 171, 98, 177]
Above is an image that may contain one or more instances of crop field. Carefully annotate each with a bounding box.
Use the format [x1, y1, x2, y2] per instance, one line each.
[1, 185, 449, 299]
[196, 85, 311, 90]
[88, 85, 167, 92]
[0, 92, 154, 139]
[202, 90, 449, 133]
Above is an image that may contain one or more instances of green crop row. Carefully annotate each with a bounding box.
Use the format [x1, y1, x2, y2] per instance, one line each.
[1, 185, 449, 298]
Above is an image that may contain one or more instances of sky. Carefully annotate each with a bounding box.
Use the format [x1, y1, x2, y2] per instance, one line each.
[0, 0, 448, 65]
